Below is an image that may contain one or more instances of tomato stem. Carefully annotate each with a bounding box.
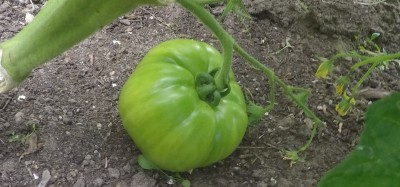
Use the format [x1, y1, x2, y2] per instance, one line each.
[350, 52, 400, 97]
[195, 72, 221, 107]
[176, 0, 234, 93]
[233, 43, 323, 154]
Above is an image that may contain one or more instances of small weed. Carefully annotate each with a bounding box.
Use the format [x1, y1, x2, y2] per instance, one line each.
[296, 0, 310, 14]
[272, 37, 293, 55]
[8, 132, 25, 143]
[315, 33, 400, 116]
[8, 124, 38, 144]
[219, 0, 251, 21]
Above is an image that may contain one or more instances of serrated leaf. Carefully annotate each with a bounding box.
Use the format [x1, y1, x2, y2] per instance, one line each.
[319, 92, 400, 187]
[137, 155, 158, 170]
[247, 102, 267, 126]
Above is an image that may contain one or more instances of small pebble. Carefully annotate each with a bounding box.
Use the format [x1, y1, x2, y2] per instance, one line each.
[107, 168, 120, 179]
[15, 111, 25, 124]
[130, 172, 156, 187]
[122, 163, 131, 173]
[25, 12, 34, 23]
[73, 178, 86, 187]
[93, 177, 104, 187]
[82, 160, 90, 166]
[62, 115, 72, 125]
[116, 181, 129, 187]
[68, 99, 77, 103]
[96, 123, 102, 130]
[69, 170, 77, 177]
[85, 155, 92, 160]
[4, 122, 10, 128]
[37, 169, 51, 187]
[119, 19, 131, 26]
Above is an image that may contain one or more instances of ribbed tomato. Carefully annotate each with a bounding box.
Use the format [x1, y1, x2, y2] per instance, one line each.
[118, 39, 248, 171]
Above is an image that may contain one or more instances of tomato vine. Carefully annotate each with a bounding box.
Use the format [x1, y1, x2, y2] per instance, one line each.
[177, 0, 324, 163]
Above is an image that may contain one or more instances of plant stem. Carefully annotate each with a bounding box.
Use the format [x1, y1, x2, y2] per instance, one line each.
[266, 76, 276, 112]
[328, 51, 400, 70]
[176, 0, 234, 92]
[330, 52, 369, 62]
[234, 43, 323, 153]
[217, 41, 234, 91]
[234, 44, 323, 124]
[351, 52, 400, 70]
[0, 0, 168, 93]
[178, 0, 325, 157]
[220, 0, 239, 21]
[343, 52, 400, 97]
[193, 0, 226, 4]
[351, 60, 382, 97]
[330, 51, 400, 97]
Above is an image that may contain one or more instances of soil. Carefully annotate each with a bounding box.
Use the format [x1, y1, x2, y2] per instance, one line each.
[1, 0, 400, 186]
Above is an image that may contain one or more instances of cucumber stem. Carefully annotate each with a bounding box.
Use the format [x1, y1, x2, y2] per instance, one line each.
[0, 0, 170, 93]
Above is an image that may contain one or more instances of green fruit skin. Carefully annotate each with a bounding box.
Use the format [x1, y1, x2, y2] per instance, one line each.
[119, 39, 248, 172]
[1, 0, 164, 83]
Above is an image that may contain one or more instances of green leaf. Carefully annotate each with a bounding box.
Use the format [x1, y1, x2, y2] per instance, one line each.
[220, 0, 238, 20]
[370, 32, 380, 41]
[289, 87, 310, 108]
[181, 179, 191, 187]
[8, 132, 24, 143]
[282, 150, 304, 167]
[293, 90, 309, 106]
[247, 102, 267, 126]
[319, 92, 400, 187]
[137, 155, 158, 170]
[233, 0, 251, 19]
[220, 0, 251, 21]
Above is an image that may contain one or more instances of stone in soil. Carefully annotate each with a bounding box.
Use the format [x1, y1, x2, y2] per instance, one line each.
[130, 171, 156, 187]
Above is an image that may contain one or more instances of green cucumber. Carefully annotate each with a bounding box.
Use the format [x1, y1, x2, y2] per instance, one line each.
[0, 0, 171, 92]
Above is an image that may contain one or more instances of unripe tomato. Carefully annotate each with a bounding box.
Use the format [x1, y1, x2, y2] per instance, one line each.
[119, 39, 248, 172]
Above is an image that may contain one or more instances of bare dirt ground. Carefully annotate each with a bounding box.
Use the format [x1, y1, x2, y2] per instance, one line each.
[1, 0, 400, 186]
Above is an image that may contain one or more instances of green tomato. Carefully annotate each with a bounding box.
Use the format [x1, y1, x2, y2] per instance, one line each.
[118, 39, 248, 172]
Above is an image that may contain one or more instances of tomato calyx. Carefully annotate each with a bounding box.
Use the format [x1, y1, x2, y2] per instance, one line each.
[195, 68, 230, 107]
